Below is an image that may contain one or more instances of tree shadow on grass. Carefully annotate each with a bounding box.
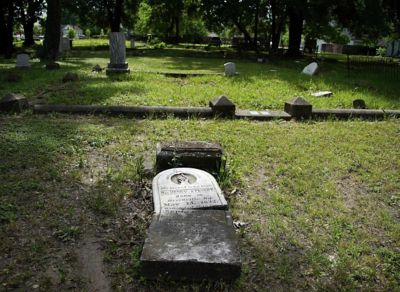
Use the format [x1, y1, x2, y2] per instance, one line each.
[0, 57, 148, 106]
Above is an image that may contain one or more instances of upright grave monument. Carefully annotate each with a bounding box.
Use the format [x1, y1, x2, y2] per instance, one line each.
[224, 62, 237, 76]
[16, 54, 31, 68]
[106, 32, 130, 74]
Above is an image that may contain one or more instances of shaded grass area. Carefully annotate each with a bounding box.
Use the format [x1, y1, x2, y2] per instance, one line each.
[0, 114, 399, 290]
[0, 49, 399, 110]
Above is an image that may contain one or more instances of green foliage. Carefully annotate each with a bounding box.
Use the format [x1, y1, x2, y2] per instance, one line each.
[376, 47, 387, 57]
[135, 1, 153, 35]
[85, 28, 91, 38]
[68, 28, 76, 39]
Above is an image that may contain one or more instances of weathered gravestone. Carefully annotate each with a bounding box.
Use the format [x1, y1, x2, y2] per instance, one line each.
[156, 141, 223, 174]
[16, 54, 31, 68]
[106, 32, 130, 74]
[224, 62, 237, 76]
[152, 168, 227, 213]
[140, 209, 241, 280]
[141, 167, 241, 281]
[130, 38, 135, 49]
[59, 37, 71, 53]
[302, 62, 319, 76]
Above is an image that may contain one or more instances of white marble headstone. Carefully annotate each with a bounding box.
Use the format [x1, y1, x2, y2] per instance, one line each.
[152, 168, 227, 213]
[16, 54, 31, 68]
[224, 62, 237, 76]
[302, 62, 319, 76]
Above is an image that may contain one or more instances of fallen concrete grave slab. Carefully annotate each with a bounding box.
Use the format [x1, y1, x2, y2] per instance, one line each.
[140, 210, 241, 281]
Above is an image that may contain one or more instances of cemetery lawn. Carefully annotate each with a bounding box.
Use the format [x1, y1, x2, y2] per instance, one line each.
[0, 49, 399, 110]
[1, 114, 399, 291]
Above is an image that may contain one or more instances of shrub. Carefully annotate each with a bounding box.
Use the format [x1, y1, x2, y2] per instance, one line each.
[68, 28, 76, 39]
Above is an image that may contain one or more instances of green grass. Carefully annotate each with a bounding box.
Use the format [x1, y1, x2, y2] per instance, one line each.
[0, 49, 399, 110]
[0, 114, 399, 290]
[0, 48, 399, 290]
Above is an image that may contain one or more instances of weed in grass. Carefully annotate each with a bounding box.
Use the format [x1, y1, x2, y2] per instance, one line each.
[0, 203, 18, 223]
[86, 190, 119, 216]
[53, 226, 81, 242]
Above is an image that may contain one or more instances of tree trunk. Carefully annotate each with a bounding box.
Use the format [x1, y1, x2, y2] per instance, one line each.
[233, 20, 252, 45]
[23, 20, 35, 46]
[0, 5, 7, 55]
[4, 0, 14, 58]
[270, 0, 285, 52]
[110, 0, 123, 32]
[175, 17, 180, 42]
[43, 0, 61, 61]
[270, 0, 278, 51]
[286, 7, 304, 57]
[253, 0, 260, 47]
[304, 35, 316, 53]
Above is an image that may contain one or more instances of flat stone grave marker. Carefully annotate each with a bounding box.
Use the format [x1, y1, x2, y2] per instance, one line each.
[152, 168, 227, 213]
[224, 62, 237, 76]
[140, 209, 241, 281]
[16, 54, 31, 68]
[302, 62, 319, 76]
[311, 91, 333, 97]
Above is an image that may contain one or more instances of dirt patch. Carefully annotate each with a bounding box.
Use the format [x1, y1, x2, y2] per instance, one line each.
[336, 175, 368, 210]
[77, 233, 111, 292]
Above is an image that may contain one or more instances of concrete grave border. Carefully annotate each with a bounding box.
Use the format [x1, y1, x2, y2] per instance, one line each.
[31, 95, 400, 121]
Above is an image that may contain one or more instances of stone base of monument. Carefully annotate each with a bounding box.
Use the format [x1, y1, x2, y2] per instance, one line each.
[106, 63, 130, 75]
[156, 141, 223, 174]
[140, 210, 241, 281]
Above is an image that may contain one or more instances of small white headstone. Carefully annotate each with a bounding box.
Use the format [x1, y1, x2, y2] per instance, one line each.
[302, 62, 319, 76]
[224, 62, 237, 76]
[152, 168, 227, 213]
[16, 54, 31, 68]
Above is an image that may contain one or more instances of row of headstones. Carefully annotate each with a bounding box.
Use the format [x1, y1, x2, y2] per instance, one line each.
[140, 141, 241, 281]
[15, 36, 71, 69]
[16, 33, 315, 78]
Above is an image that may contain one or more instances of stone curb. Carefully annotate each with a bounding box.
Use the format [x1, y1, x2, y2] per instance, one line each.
[33, 104, 213, 118]
[31, 104, 400, 120]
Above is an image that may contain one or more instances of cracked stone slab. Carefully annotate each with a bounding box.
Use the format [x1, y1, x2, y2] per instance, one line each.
[140, 209, 241, 281]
